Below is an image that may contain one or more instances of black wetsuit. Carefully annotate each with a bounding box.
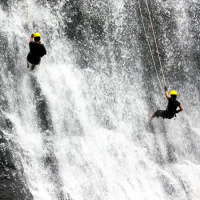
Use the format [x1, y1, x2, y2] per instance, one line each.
[27, 41, 46, 65]
[155, 97, 181, 119]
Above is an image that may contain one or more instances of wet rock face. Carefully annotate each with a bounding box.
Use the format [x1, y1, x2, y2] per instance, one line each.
[0, 0, 9, 11]
[0, 149, 30, 200]
[0, 129, 33, 200]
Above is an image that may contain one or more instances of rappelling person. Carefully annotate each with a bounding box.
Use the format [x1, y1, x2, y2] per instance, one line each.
[151, 86, 183, 120]
[27, 32, 46, 71]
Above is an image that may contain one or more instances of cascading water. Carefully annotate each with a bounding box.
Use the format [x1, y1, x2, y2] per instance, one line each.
[0, 0, 200, 200]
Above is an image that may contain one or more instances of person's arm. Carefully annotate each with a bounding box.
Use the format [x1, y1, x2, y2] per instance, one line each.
[176, 104, 183, 113]
[30, 34, 34, 42]
[43, 45, 47, 55]
[164, 86, 169, 99]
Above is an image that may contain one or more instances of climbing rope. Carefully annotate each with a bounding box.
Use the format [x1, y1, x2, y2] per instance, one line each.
[137, 0, 163, 93]
[145, 0, 166, 87]
[142, 0, 200, 198]
[42, 60, 105, 199]
[176, 117, 200, 199]
[27, 0, 33, 33]
[27, 2, 105, 199]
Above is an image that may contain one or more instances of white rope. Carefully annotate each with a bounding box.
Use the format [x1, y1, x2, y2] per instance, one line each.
[27, 0, 33, 33]
[176, 117, 200, 199]
[143, 0, 200, 198]
[137, 0, 163, 93]
[42, 61, 105, 198]
[27, 1, 105, 199]
[145, 0, 166, 87]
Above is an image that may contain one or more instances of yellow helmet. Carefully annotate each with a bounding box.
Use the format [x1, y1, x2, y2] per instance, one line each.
[170, 90, 178, 96]
[34, 32, 41, 38]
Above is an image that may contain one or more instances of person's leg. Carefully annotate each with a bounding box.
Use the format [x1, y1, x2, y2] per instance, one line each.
[151, 113, 157, 120]
[151, 110, 165, 120]
[167, 113, 174, 119]
[27, 53, 35, 70]
[31, 65, 36, 71]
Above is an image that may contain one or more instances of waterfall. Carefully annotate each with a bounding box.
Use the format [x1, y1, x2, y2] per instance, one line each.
[0, 0, 200, 200]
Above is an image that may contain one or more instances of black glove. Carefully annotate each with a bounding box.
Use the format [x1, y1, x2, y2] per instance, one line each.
[31, 34, 34, 38]
[176, 110, 179, 113]
[164, 86, 168, 91]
